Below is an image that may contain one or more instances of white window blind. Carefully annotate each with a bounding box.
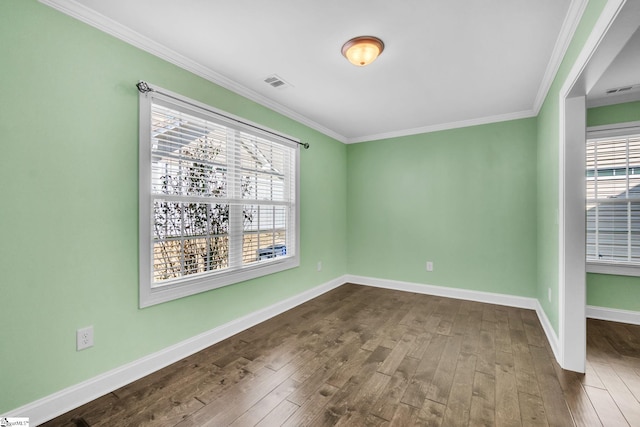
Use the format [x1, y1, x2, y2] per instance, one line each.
[139, 86, 300, 307]
[586, 122, 640, 274]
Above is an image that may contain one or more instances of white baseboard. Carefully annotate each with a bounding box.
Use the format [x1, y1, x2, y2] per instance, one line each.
[587, 305, 640, 325]
[535, 300, 561, 362]
[345, 274, 538, 309]
[3, 276, 346, 425]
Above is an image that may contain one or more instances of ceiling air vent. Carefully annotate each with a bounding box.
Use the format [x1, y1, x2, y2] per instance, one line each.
[605, 84, 638, 95]
[264, 74, 292, 90]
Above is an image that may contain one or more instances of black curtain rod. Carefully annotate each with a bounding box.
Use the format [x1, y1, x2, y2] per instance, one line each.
[136, 81, 309, 149]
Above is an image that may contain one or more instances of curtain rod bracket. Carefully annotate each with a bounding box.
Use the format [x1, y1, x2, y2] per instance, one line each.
[136, 81, 153, 94]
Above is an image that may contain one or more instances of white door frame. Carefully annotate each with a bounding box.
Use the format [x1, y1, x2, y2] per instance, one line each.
[558, 0, 628, 372]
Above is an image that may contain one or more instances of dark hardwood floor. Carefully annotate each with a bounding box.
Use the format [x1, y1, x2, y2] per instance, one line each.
[42, 284, 640, 426]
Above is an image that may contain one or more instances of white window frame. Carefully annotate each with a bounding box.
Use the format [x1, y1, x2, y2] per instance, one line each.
[586, 120, 640, 277]
[139, 85, 300, 307]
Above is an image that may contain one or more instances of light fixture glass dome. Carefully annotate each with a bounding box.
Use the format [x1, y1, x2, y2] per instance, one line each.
[341, 36, 384, 67]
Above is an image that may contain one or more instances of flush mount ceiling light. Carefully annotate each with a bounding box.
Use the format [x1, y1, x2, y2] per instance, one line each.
[341, 36, 384, 67]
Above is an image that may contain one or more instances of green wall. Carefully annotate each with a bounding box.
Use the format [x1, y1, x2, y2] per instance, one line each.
[587, 100, 640, 127]
[536, 0, 608, 333]
[0, 0, 347, 412]
[347, 118, 538, 297]
[586, 100, 640, 311]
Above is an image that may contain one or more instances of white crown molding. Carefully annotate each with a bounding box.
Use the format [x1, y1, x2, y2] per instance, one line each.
[37, 0, 348, 144]
[587, 305, 640, 325]
[2, 276, 346, 425]
[345, 109, 537, 144]
[533, 0, 589, 114]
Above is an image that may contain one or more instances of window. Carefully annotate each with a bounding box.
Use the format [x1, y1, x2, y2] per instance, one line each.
[139, 85, 299, 307]
[586, 121, 640, 276]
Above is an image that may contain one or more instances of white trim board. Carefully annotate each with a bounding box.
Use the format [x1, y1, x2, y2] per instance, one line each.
[345, 274, 538, 309]
[535, 300, 561, 362]
[587, 305, 640, 325]
[2, 276, 346, 425]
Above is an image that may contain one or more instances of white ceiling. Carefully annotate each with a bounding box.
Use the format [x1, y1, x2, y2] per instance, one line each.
[42, 0, 588, 143]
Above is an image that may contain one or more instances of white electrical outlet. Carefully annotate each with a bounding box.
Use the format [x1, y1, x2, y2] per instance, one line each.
[548, 288, 552, 302]
[317, 261, 322, 272]
[77, 326, 94, 351]
[426, 261, 433, 272]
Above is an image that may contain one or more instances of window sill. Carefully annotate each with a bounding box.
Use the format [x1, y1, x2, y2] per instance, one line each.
[140, 255, 299, 308]
[586, 262, 640, 277]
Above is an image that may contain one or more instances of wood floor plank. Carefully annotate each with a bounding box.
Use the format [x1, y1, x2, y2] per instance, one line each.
[388, 403, 418, 427]
[289, 329, 360, 384]
[529, 345, 575, 427]
[512, 338, 541, 397]
[417, 398, 446, 426]
[435, 298, 461, 336]
[554, 370, 603, 427]
[399, 296, 440, 331]
[287, 339, 362, 406]
[309, 348, 393, 426]
[371, 354, 420, 421]
[590, 361, 640, 425]
[495, 310, 513, 355]
[495, 350, 522, 427]
[193, 357, 265, 405]
[476, 328, 497, 377]
[361, 307, 411, 351]
[325, 346, 382, 389]
[482, 304, 498, 324]
[254, 399, 299, 427]
[406, 330, 435, 360]
[378, 333, 417, 376]
[461, 307, 483, 355]
[611, 363, 640, 403]
[228, 377, 299, 427]
[520, 310, 545, 344]
[584, 385, 630, 426]
[441, 352, 477, 426]
[425, 334, 463, 404]
[179, 349, 315, 427]
[507, 307, 525, 331]
[469, 371, 496, 427]
[583, 359, 607, 390]
[518, 391, 549, 427]
[281, 384, 339, 427]
[332, 372, 391, 426]
[401, 333, 448, 408]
